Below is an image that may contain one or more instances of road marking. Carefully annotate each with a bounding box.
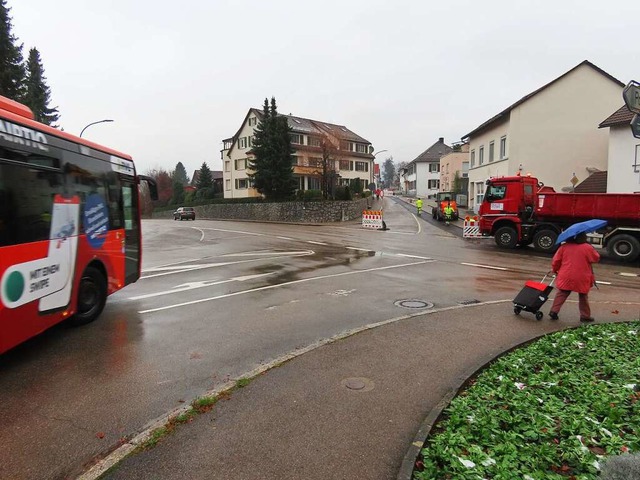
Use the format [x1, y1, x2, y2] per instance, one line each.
[130, 273, 275, 300]
[397, 253, 433, 260]
[192, 227, 206, 242]
[595, 280, 612, 285]
[618, 272, 640, 277]
[307, 240, 328, 245]
[346, 247, 372, 252]
[460, 262, 508, 271]
[221, 250, 313, 257]
[193, 227, 264, 236]
[277, 236, 293, 240]
[143, 257, 207, 272]
[413, 214, 422, 234]
[139, 260, 434, 314]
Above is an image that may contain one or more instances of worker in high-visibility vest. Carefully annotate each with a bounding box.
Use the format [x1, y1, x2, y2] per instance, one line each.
[415, 198, 423, 215]
[444, 202, 455, 225]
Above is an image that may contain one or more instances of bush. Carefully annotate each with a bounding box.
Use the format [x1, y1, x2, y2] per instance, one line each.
[334, 186, 352, 201]
[302, 189, 323, 201]
[195, 187, 215, 199]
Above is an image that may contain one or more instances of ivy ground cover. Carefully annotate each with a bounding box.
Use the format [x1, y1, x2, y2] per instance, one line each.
[415, 321, 640, 479]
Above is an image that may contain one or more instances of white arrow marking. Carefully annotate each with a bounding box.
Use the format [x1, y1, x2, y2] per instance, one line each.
[460, 262, 508, 271]
[130, 272, 275, 300]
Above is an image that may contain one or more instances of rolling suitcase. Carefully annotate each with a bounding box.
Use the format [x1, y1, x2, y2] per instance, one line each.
[513, 273, 555, 320]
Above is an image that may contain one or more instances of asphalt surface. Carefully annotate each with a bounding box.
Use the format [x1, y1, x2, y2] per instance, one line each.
[93, 197, 639, 480]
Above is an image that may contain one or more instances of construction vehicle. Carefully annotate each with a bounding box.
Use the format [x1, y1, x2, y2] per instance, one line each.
[469, 174, 640, 263]
[432, 191, 459, 222]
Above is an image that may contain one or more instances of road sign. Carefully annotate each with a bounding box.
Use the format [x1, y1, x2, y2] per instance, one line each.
[631, 114, 640, 139]
[623, 81, 640, 114]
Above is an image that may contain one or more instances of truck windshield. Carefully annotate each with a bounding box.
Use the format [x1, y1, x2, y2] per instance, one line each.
[485, 185, 507, 201]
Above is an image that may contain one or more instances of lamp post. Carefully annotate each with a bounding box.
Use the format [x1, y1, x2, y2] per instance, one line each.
[80, 119, 114, 138]
[371, 149, 388, 189]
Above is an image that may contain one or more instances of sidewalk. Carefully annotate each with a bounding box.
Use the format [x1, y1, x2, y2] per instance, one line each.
[97, 301, 640, 480]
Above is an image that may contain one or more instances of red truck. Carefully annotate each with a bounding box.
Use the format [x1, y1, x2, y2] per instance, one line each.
[472, 174, 640, 263]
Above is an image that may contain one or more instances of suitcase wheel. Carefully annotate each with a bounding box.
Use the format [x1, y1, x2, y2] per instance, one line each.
[514, 306, 522, 315]
[535, 311, 544, 321]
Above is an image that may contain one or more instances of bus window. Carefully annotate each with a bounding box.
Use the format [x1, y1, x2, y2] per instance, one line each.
[0, 161, 63, 246]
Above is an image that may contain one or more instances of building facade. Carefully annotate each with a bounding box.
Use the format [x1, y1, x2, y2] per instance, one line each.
[405, 137, 452, 198]
[599, 105, 640, 193]
[439, 143, 470, 194]
[222, 109, 374, 199]
[462, 61, 624, 211]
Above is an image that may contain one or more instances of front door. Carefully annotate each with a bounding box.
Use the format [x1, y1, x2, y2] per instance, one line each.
[121, 181, 140, 284]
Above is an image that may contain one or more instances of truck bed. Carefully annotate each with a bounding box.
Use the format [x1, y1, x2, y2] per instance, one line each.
[536, 192, 640, 226]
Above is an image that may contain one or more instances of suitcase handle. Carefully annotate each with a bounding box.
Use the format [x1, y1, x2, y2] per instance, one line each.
[541, 271, 556, 286]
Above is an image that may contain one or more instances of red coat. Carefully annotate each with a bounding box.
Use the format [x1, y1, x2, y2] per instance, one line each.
[551, 243, 600, 294]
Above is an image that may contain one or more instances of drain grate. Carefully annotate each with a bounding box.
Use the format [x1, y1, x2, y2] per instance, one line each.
[458, 299, 481, 305]
[394, 299, 434, 309]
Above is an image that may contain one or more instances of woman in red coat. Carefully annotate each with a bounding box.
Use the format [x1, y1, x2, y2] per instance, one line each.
[549, 232, 600, 322]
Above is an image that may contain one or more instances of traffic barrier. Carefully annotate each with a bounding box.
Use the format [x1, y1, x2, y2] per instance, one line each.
[362, 210, 384, 230]
[462, 216, 483, 238]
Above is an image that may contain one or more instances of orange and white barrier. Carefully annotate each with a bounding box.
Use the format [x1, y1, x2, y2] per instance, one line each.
[362, 210, 384, 229]
[462, 216, 483, 238]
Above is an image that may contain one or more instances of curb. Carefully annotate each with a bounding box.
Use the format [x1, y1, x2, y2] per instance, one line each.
[76, 299, 512, 480]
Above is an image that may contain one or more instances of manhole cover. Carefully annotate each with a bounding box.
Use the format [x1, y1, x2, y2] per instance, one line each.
[394, 299, 434, 309]
[340, 377, 375, 392]
[458, 299, 481, 305]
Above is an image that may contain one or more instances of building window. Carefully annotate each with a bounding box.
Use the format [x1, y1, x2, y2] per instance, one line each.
[429, 163, 440, 173]
[309, 157, 323, 168]
[470, 150, 475, 167]
[225, 161, 230, 172]
[248, 117, 257, 126]
[239, 137, 247, 149]
[342, 141, 354, 151]
[355, 143, 368, 153]
[235, 158, 246, 170]
[475, 181, 485, 205]
[308, 136, 322, 147]
[500, 136, 507, 159]
[235, 178, 248, 189]
[339, 160, 350, 171]
[428, 179, 439, 189]
[308, 177, 321, 190]
[479, 146, 484, 165]
[489, 141, 495, 163]
[225, 179, 231, 190]
[248, 136, 253, 147]
[290, 134, 303, 145]
[355, 161, 368, 172]
[291, 155, 299, 166]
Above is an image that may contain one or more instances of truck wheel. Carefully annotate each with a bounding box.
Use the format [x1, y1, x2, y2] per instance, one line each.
[607, 234, 640, 263]
[494, 226, 518, 249]
[69, 266, 107, 327]
[533, 229, 558, 253]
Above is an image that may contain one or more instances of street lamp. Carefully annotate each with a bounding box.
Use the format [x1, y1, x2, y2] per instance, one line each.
[372, 149, 388, 159]
[80, 119, 114, 138]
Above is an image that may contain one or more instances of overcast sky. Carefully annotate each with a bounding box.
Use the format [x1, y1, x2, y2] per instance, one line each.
[10, 0, 639, 179]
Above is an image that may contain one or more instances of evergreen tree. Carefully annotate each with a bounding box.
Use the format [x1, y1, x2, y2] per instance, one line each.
[248, 97, 296, 201]
[172, 161, 189, 185]
[0, 0, 26, 101]
[196, 161, 213, 190]
[171, 179, 185, 205]
[24, 47, 59, 126]
[382, 157, 395, 189]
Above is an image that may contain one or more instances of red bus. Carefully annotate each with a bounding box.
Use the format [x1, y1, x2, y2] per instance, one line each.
[0, 96, 156, 354]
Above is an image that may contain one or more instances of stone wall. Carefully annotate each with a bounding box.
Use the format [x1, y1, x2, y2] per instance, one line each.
[152, 198, 373, 223]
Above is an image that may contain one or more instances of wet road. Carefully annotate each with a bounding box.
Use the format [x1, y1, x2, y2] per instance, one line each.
[1, 197, 638, 479]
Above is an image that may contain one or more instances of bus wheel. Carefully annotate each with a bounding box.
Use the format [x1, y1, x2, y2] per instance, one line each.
[494, 226, 518, 249]
[533, 229, 558, 253]
[70, 266, 107, 326]
[607, 234, 640, 263]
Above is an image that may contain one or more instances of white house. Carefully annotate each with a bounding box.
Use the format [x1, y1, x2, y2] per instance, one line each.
[405, 137, 453, 198]
[462, 60, 624, 211]
[598, 105, 640, 193]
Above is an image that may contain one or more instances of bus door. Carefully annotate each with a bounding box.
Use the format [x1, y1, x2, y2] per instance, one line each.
[120, 179, 140, 284]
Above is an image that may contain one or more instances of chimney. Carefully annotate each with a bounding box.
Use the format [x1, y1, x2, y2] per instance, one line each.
[439, 137, 444, 143]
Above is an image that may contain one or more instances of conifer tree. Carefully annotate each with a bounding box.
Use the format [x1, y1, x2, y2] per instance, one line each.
[172, 161, 189, 185]
[248, 97, 296, 201]
[24, 47, 59, 126]
[0, 0, 26, 101]
[196, 161, 213, 190]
